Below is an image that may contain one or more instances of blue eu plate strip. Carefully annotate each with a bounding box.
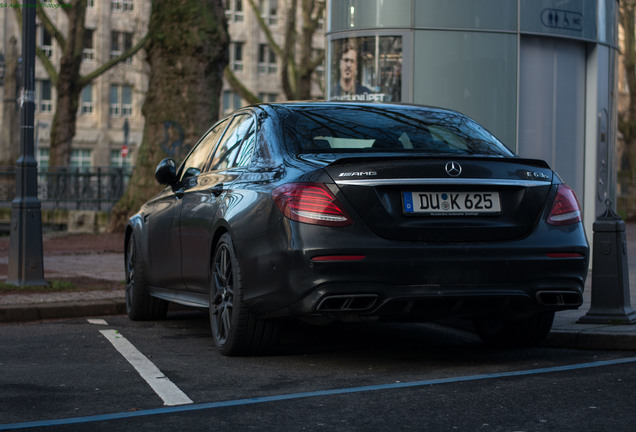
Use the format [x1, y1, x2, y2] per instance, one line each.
[403, 192, 414, 213]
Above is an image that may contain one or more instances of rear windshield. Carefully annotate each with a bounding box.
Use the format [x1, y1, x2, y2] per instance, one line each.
[283, 105, 514, 157]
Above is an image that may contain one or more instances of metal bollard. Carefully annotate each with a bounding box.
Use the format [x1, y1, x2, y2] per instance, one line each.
[578, 200, 636, 324]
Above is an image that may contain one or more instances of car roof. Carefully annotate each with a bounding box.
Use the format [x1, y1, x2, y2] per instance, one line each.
[255, 101, 461, 116]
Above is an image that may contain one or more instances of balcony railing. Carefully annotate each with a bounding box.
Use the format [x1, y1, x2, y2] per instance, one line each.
[0, 166, 133, 211]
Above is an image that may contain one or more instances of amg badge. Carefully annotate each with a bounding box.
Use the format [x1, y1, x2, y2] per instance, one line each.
[338, 171, 378, 177]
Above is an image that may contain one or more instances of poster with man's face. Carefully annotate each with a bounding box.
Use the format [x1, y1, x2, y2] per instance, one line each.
[329, 36, 402, 102]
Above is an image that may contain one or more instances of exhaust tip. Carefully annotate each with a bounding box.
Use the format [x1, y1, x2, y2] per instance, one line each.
[536, 291, 583, 308]
[316, 294, 378, 312]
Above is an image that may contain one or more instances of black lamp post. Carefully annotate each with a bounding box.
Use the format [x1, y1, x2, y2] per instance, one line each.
[6, 2, 46, 287]
[0, 52, 5, 87]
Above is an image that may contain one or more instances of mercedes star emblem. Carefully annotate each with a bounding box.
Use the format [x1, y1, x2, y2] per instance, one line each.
[445, 161, 462, 177]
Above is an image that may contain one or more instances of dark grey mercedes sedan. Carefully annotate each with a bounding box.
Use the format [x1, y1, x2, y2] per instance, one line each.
[125, 102, 589, 355]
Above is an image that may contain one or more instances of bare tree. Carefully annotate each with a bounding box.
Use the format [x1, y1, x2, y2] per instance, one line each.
[13, 0, 148, 168]
[108, 0, 229, 231]
[225, 0, 325, 103]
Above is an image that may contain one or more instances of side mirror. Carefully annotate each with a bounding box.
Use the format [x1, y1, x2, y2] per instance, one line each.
[155, 158, 177, 186]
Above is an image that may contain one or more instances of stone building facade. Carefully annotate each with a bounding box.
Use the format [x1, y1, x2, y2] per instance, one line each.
[0, 0, 324, 170]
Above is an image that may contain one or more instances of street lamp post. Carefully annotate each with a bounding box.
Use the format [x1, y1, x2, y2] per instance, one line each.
[6, 3, 46, 287]
[122, 118, 130, 161]
[0, 52, 5, 87]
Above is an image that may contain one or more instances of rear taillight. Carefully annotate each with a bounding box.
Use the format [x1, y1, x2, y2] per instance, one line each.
[547, 185, 582, 226]
[272, 183, 352, 227]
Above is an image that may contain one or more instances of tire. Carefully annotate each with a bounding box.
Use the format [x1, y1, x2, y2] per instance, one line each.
[209, 233, 280, 356]
[125, 232, 168, 321]
[474, 311, 555, 348]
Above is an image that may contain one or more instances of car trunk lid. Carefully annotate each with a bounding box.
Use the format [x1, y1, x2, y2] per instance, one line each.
[321, 156, 554, 242]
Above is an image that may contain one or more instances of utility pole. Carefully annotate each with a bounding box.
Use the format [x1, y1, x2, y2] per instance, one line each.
[7, 2, 46, 287]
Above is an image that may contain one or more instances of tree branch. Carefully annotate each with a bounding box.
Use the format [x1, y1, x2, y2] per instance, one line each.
[223, 66, 261, 104]
[302, 0, 324, 36]
[35, 47, 59, 85]
[308, 50, 324, 72]
[11, 3, 61, 85]
[35, 0, 67, 51]
[282, 0, 299, 98]
[246, 0, 283, 57]
[80, 32, 149, 86]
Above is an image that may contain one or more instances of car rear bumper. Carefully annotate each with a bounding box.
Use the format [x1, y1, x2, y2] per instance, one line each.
[279, 279, 585, 321]
[236, 222, 589, 321]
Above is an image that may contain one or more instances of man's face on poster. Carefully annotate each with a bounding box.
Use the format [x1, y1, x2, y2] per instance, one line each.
[340, 49, 357, 81]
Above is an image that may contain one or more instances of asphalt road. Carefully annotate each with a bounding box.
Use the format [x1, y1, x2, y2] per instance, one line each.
[2, 310, 636, 431]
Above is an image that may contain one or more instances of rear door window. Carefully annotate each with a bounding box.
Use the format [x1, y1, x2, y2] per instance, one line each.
[208, 114, 256, 171]
[178, 119, 229, 181]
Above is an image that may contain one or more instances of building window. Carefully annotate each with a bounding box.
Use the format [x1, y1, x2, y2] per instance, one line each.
[110, 84, 133, 117]
[223, 90, 242, 114]
[232, 42, 244, 72]
[110, 149, 131, 170]
[313, 48, 324, 79]
[259, 0, 278, 26]
[40, 26, 53, 58]
[38, 80, 53, 112]
[258, 44, 277, 75]
[112, 0, 133, 11]
[111, 31, 133, 63]
[111, 31, 122, 58]
[37, 148, 50, 172]
[225, 0, 244, 22]
[121, 86, 133, 116]
[71, 149, 92, 171]
[258, 93, 277, 103]
[83, 29, 95, 60]
[81, 84, 93, 115]
[110, 85, 120, 116]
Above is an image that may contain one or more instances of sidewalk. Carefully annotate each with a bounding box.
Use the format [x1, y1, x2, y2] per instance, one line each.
[0, 253, 126, 322]
[2, 226, 636, 350]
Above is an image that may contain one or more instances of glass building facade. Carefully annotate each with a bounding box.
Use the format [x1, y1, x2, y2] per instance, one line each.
[326, 0, 619, 236]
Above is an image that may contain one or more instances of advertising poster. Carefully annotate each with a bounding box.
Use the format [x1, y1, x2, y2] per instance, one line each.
[330, 36, 403, 102]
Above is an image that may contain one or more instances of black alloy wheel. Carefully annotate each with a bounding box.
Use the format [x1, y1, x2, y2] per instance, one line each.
[209, 233, 280, 356]
[210, 237, 234, 348]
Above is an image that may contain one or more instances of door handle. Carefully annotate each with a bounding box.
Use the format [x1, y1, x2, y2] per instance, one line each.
[210, 183, 224, 197]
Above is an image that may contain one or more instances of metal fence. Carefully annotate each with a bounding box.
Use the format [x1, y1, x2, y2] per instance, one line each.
[0, 166, 133, 211]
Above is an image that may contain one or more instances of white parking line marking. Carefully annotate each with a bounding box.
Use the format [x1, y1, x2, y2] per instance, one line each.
[87, 319, 108, 325]
[99, 329, 193, 406]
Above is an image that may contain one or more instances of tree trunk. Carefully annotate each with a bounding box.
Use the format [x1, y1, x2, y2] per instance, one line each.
[0, 36, 19, 166]
[241, 0, 324, 101]
[108, 0, 229, 232]
[48, 0, 87, 168]
[297, 0, 322, 99]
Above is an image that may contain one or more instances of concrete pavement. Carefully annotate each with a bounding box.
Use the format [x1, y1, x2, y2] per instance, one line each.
[0, 253, 125, 322]
[2, 224, 636, 350]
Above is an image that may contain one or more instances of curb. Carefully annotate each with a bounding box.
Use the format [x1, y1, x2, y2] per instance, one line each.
[3, 300, 636, 351]
[545, 330, 636, 351]
[0, 299, 126, 323]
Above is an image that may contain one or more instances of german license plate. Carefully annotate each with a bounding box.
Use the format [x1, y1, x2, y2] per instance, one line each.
[403, 191, 501, 215]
